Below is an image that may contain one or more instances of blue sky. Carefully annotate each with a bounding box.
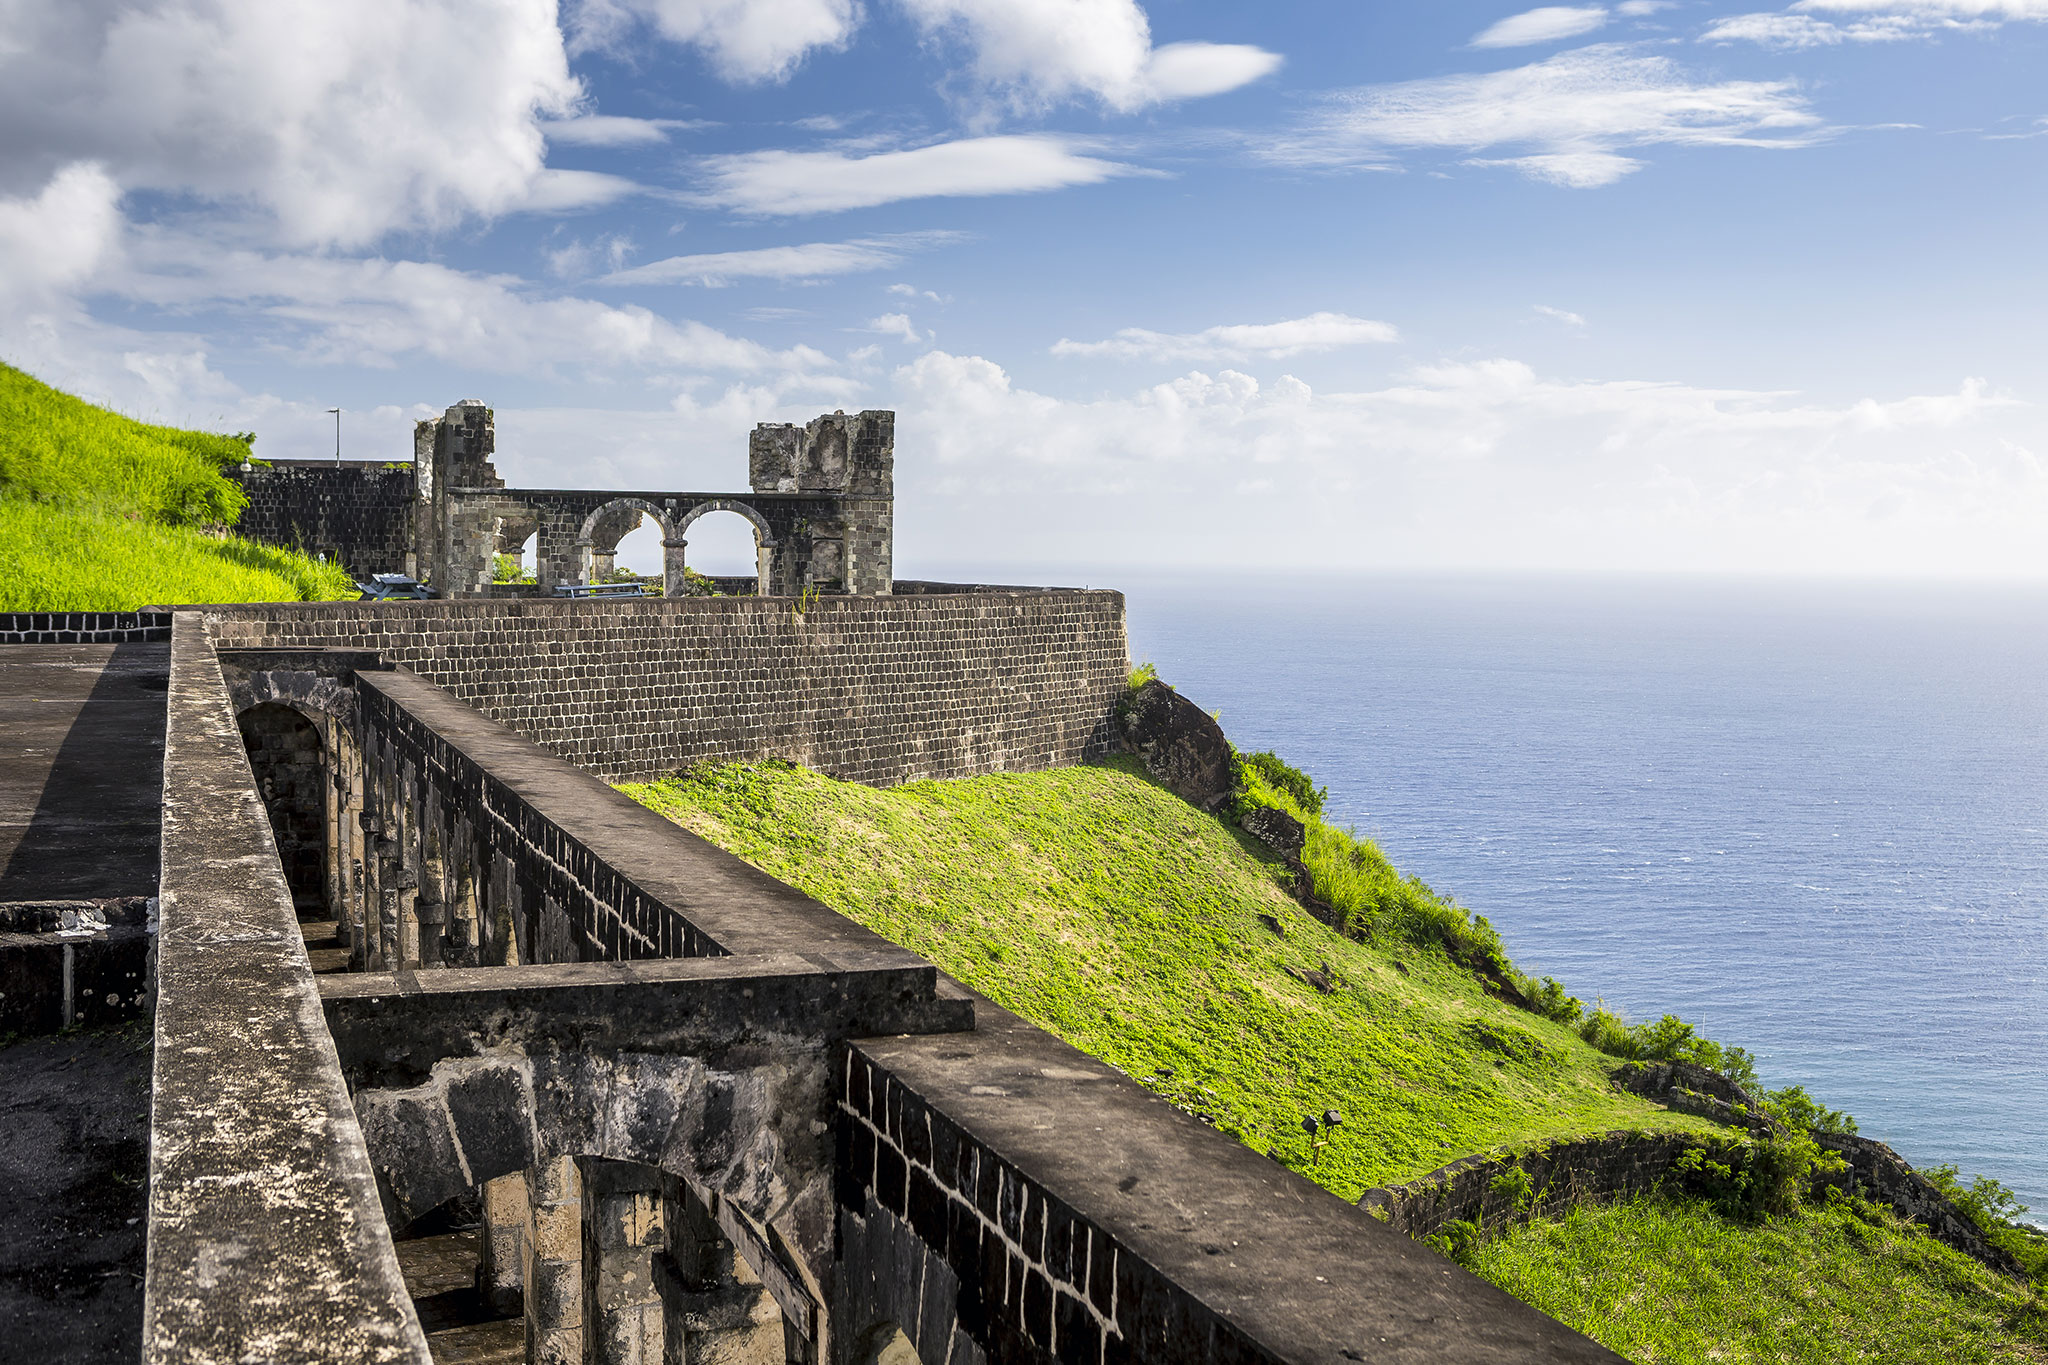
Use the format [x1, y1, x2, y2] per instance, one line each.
[2, 0, 2045, 578]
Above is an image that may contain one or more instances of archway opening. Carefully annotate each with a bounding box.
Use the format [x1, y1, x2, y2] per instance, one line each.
[612, 516, 665, 579]
[236, 703, 327, 917]
[493, 530, 537, 585]
[680, 508, 763, 595]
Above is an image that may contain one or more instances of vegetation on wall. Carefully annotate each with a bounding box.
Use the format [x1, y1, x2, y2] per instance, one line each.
[0, 361, 355, 609]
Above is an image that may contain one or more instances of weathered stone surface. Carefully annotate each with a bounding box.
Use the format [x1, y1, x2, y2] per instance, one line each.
[1240, 805, 1305, 859]
[1610, 1060, 1774, 1137]
[444, 1061, 538, 1185]
[1816, 1132, 2028, 1277]
[1118, 680, 1237, 812]
[147, 614, 429, 1364]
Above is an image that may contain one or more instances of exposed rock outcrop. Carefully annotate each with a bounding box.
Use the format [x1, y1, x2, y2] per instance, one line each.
[1118, 680, 1236, 811]
[1240, 804, 1305, 858]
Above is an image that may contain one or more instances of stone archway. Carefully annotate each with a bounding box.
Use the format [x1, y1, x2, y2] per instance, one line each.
[574, 497, 676, 590]
[674, 499, 778, 598]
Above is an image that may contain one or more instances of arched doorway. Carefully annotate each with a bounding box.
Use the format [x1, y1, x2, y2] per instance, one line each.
[237, 703, 327, 916]
[575, 497, 673, 591]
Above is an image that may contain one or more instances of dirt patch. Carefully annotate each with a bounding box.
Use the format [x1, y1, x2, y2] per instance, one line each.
[0, 1022, 151, 1365]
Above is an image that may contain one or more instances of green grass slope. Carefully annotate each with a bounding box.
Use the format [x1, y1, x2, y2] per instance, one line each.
[623, 757, 1716, 1199]
[1465, 1195, 2047, 1364]
[0, 361, 356, 609]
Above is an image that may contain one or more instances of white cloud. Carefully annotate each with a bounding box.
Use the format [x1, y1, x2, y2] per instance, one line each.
[1617, 1, 1675, 14]
[1799, 0, 2048, 15]
[540, 114, 706, 146]
[1534, 304, 1588, 327]
[566, 0, 859, 83]
[546, 233, 637, 280]
[602, 232, 961, 286]
[1273, 46, 1824, 185]
[895, 0, 1280, 114]
[1702, 11, 1924, 44]
[110, 236, 834, 377]
[1472, 6, 1611, 48]
[1707, 0, 2048, 45]
[867, 312, 924, 343]
[0, 0, 583, 247]
[889, 283, 947, 302]
[0, 163, 123, 308]
[693, 135, 1135, 215]
[1051, 312, 1399, 363]
[887, 350, 2043, 576]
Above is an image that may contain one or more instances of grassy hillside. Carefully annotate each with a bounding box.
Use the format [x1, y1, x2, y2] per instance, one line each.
[623, 756, 1715, 1198]
[624, 754, 2048, 1362]
[1466, 1195, 2046, 1364]
[0, 362, 356, 609]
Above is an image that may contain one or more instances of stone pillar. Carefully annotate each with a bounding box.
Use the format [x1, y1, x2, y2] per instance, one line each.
[655, 1178, 784, 1365]
[478, 1172, 528, 1319]
[583, 1161, 667, 1365]
[663, 538, 687, 599]
[416, 799, 447, 969]
[526, 1156, 585, 1365]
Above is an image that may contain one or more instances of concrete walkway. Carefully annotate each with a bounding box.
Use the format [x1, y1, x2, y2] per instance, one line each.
[0, 643, 168, 901]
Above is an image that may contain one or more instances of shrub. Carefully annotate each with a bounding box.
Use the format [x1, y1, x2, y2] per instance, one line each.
[1491, 1166, 1536, 1212]
[1516, 975, 1585, 1025]
[1762, 1084, 1858, 1135]
[1924, 1166, 2048, 1281]
[1578, 1009, 1759, 1091]
[1126, 660, 1158, 692]
[1674, 1132, 1846, 1223]
[1428, 1218, 1483, 1267]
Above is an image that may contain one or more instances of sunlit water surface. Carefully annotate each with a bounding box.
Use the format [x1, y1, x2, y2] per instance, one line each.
[1109, 572, 2046, 1219]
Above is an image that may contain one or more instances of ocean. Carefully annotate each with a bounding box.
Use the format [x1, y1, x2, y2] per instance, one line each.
[1117, 572, 2047, 1220]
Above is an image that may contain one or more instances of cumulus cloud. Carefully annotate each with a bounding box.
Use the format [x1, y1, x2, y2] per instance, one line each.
[0, 0, 583, 247]
[1472, 6, 1610, 48]
[693, 135, 1135, 215]
[887, 350, 2039, 575]
[602, 232, 962, 286]
[1271, 45, 1825, 186]
[895, 0, 1280, 115]
[0, 163, 124, 308]
[1051, 312, 1399, 363]
[566, 0, 859, 82]
[866, 312, 924, 343]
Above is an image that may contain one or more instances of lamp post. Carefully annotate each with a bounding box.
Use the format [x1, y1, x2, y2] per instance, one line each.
[327, 407, 341, 465]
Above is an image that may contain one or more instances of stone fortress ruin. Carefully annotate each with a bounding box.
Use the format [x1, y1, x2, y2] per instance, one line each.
[230, 401, 896, 599]
[0, 402, 1628, 1365]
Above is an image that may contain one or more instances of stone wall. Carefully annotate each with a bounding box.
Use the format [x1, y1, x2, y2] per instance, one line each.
[202, 592, 1129, 787]
[0, 611, 171, 644]
[228, 460, 416, 577]
[1358, 1132, 1748, 1242]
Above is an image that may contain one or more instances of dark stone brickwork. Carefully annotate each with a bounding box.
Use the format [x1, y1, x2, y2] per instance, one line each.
[0, 611, 171, 643]
[1358, 1132, 1746, 1242]
[228, 460, 415, 577]
[202, 592, 1129, 787]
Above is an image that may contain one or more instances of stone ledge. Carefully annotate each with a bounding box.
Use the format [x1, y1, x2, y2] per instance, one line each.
[145, 612, 430, 1365]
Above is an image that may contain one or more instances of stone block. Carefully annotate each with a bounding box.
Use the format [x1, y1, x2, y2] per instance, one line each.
[446, 1061, 536, 1184]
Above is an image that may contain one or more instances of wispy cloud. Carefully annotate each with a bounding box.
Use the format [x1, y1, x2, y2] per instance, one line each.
[567, 0, 859, 83]
[539, 115, 709, 147]
[1269, 45, 1825, 187]
[1706, 0, 2048, 46]
[693, 135, 1137, 215]
[602, 232, 963, 286]
[1052, 312, 1398, 363]
[1472, 6, 1610, 48]
[1534, 304, 1588, 327]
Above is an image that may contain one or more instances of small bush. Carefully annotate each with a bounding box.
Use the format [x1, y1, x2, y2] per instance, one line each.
[1126, 660, 1158, 692]
[1578, 1009, 1760, 1091]
[1763, 1084, 1858, 1135]
[491, 552, 534, 584]
[1428, 1218, 1483, 1267]
[1491, 1166, 1536, 1212]
[1516, 975, 1585, 1025]
[1924, 1165, 2048, 1281]
[1674, 1132, 1846, 1223]
[1239, 750, 1327, 817]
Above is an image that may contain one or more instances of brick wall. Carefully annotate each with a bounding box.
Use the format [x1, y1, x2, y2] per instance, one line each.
[228, 461, 415, 577]
[203, 592, 1128, 786]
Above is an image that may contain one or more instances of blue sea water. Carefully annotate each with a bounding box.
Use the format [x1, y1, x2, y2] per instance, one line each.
[1118, 572, 2048, 1220]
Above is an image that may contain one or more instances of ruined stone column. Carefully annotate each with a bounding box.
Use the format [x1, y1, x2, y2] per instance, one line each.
[526, 1156, 585, 1365]
[583, 1161, 668, 1365]
[663, 538, 687, 599]
[477, 1172, 528, 1319]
